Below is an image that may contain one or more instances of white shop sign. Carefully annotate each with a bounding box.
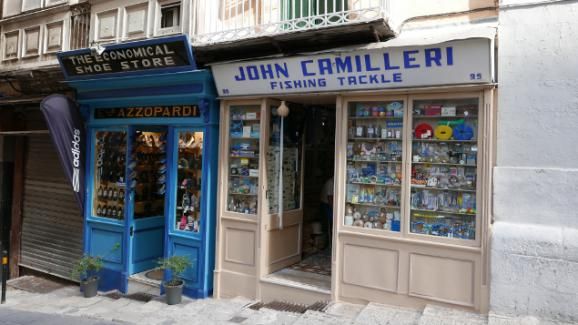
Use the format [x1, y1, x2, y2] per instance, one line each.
[211, 38, 492, 97]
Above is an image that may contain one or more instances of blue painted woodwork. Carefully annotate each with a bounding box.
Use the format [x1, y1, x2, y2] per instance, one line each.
[69, 51, 218, 298]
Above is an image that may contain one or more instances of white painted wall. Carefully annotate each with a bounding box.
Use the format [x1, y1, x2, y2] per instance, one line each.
[492, 0, 578, 322]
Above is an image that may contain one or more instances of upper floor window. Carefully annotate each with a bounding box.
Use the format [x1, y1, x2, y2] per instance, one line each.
[159, 2, 181, 33]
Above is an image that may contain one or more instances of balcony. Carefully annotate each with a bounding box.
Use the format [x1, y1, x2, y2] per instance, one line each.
[192, 0, 393, 64]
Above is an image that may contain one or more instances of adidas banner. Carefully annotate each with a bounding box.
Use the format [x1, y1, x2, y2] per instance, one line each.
[40, 94, 86, 213]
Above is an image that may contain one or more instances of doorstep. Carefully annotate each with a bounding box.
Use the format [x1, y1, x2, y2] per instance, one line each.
[127, 269, 162, 295]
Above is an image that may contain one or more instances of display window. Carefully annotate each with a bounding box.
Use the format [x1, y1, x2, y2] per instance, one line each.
[341, 95, 483, 244]
[93, 130, 127, 220]
[344, 100, 405, 232]
[409, 98, 479, 240]
[227, 105, 261, 215]
[175, 131, 204, 233]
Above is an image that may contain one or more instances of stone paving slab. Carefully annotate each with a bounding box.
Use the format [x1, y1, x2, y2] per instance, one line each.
[418, 305, 487, 325]
[292, 310, 352, 325]
[325, 302, 365, 321]
[353, 302, 421, 325]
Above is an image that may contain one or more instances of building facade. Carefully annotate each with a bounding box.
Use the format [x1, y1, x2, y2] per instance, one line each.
[1, 0, 576, 321]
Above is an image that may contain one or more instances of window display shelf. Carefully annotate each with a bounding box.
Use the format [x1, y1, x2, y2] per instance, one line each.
[230, 155, 258, 159]
[411, 208, 476, 217]
[347, 202, 400, 209]
[349, 116, 403, 120]
[349, 182, 401, 188]
[230, 192, 257, 196]
[412, 162, 477, 167]
[231, 118, 260, 121]
[347, 159, 402, 164]
[230, 175, 259, 179]
[413, 115, 478, 119]
[350, 138, 402, 141]
[412, 139, 477, 143]
[411, 186, 476, 193]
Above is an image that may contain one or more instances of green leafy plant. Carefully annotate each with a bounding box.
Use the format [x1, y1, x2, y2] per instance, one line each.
[157, 255, 192, 287]
[72, 243, 120, 282]
[72, 254, 103, 282]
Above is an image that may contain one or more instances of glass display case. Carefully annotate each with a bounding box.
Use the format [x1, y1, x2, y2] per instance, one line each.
[175, 131, 204, 233]
[93, 130, 127, 220]
[409, 98, 479, 240]
[344, 101, 404, 232]
[227, 105, 261, 215]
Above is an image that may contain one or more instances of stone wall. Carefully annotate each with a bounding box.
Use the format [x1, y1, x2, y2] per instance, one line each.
[492, 0, 578, 322]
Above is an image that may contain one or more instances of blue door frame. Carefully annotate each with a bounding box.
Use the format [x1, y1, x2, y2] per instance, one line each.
[74, 69, 218, 298]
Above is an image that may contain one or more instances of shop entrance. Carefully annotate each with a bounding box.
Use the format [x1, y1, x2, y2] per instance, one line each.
[262, 99, 336, 293]
[125, 127, 168, 288]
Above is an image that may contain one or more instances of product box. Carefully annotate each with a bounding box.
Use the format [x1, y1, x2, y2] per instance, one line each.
[424, 105, 442, 116]
[249, 169, 259, 177]
[245, 112, 258, 120]
[441, 106, 456, 116]
[242, 126, 252, 138]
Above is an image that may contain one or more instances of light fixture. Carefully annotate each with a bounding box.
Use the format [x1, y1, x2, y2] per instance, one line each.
[276, 100, 289, 230]
[277, 100, 289, 117]
[89, 41, 106, 56]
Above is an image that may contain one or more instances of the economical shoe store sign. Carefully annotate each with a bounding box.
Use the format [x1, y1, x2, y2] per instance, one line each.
[211, 38, 492, 96]
[57, 35, 196, 80]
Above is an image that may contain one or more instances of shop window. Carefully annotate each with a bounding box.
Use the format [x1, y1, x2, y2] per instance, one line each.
[409, 98, 479, 240]
[93, 131, 127, 220]
[159, 2, 181, 34]
[227, 105, 261, 215]
[175, 131, 204, 233]
[344, 101, 404, 232]
[267, 104, 303, 213]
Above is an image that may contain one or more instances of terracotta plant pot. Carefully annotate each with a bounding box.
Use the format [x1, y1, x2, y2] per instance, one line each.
[81, 276, 99, 298]
[164, 280, 184, 305]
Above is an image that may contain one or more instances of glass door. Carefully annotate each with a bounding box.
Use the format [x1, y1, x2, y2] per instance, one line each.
[262, 99, 305, 275]
[126, 127, 168, 274]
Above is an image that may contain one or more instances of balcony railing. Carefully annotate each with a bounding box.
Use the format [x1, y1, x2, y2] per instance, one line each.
[192, 0, 388, 45]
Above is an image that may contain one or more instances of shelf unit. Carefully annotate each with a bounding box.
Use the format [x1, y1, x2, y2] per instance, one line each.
[227, 105, 261, 215]
[409, 98, 479, 241]
[175, 131, 203, 233]
[344, 101, 405, 232]
[93, 130, 127, 220]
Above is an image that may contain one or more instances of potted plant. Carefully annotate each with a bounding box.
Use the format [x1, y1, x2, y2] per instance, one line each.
[158, 255, 192, 305]
[71, 254, 103, 298]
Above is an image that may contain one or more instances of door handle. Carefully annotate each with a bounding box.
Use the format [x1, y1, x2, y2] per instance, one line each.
[129, 226, 134, 237]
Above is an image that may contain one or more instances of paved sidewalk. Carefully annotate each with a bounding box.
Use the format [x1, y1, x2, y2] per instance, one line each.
[0, 308, 121, 325]
[0, 276, 575, 325]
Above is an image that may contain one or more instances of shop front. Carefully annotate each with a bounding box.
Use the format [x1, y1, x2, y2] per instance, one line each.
[211, 28, 496, 312]
[55, 36, 218, 298]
